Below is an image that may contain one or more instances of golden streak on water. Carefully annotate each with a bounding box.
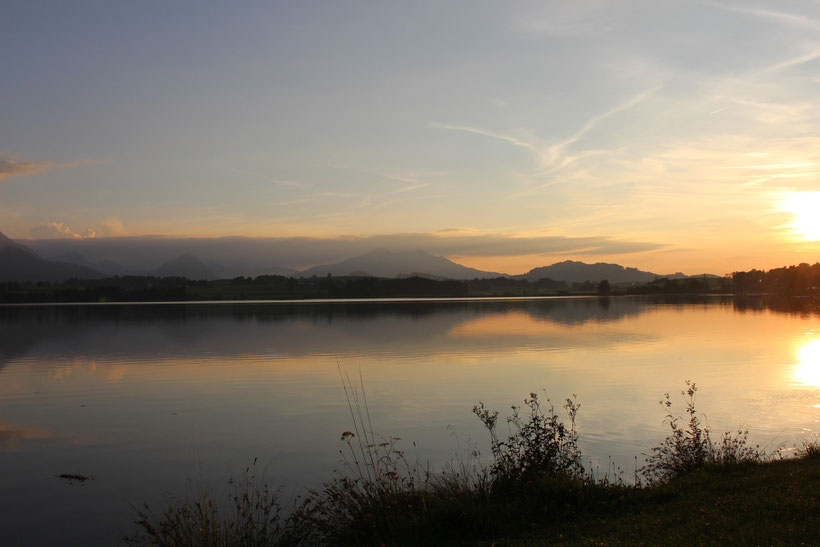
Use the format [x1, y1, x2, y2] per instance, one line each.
[794, 338, 820, 386]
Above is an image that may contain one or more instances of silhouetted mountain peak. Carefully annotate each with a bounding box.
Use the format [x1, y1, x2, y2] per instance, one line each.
[516, 260, 660, 284]
[0, 232, 33, 253]
[54, 252, 129, 276]
[0, 235, 105, 283]
[301, 249, 506, 279]
[152, 253, 216, 280]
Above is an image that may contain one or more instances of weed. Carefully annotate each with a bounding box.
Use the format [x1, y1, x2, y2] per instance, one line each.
[286, 368, 425, 544]
[473, 391, 584, 488]
[640, 381, 764, 483]
[128, 380, 818, 545]
[127, 460, 301, 547]
[797, 438, 820, 459]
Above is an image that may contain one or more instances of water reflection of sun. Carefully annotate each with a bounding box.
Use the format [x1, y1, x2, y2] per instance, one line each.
[783, 192, 820, 241]
[794, 339, 820, 386]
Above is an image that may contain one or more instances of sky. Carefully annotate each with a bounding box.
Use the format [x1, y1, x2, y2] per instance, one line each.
[2, 0, 820, 275]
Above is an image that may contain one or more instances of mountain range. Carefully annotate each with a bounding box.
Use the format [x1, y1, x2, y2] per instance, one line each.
[299, 249, 506, 279]
[0, 232, 716, 283]
[514, 260, 695, 284]
[152, 253, 217, 279]
[0, 233, 105, 282]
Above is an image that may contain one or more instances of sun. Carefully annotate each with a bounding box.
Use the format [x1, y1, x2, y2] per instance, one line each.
[782, 192, 820, 241]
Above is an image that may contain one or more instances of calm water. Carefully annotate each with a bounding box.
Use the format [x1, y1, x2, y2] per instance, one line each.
[1, 296, 818, 545]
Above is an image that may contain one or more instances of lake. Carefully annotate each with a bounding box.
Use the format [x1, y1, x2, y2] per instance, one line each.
[1, 296, 818, 545]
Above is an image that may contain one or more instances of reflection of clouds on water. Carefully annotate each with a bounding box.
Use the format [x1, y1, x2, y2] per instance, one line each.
[0, 298, 658, 368]
[0, 296, 817, 547]
[0, 421, 52, 452]
[794, 338, 820, 387]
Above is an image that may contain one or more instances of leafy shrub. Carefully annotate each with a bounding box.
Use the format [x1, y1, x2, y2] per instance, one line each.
[640, 381, 763, 483]
[473, 391, 584, 488]
[132, 380, 815, 545]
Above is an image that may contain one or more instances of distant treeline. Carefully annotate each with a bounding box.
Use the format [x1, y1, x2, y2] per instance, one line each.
[732, 262, 820, 295]
[0, 274, 601, 303]
[624, 276, 729, 295]
[1, 264, 817, 303]
[0, 276, 192, 303]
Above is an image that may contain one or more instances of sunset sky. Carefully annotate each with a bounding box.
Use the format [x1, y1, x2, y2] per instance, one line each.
[2, 1, 819, 275]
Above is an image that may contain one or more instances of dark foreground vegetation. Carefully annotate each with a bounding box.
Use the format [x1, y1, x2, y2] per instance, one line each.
[127, 382, 819, 546]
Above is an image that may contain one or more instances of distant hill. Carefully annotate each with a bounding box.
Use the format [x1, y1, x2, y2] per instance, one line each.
[515, 260, 661, 284]
[151, 253, 217, 280]
[209, 263, 299, 279]
[0, 232, 31, 253]
[300, 249, 506, 279]
[0, 232, 105, 282]
[25, 237, 303, 279]
[54, 252, 129, 276]
[396, 272, 453, 281]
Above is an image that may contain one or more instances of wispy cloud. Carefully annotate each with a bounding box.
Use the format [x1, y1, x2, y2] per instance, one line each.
[698, 2, 820, 76]
[0, 154, 92, 182]
[363, 169, 438, 194]
[30, 222, 95, 239]
[431, 85, 660, 185]
[427, 122, 538, 153]
[699, 1, 820, 31]
[755, 47, 820, 75]
[547, 86, 662, 162]
[227, 167, 309, 188]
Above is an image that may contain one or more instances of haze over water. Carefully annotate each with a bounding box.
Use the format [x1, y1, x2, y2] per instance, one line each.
[1, 296, 818, 545]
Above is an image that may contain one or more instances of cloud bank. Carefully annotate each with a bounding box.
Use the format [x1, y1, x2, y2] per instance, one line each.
[30, 222, 95, 239]
[24, 231, 666, 275]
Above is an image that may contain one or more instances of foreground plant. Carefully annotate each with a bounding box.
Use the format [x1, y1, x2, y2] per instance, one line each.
[797, 438, 820, 459]
[128, 460, 302, 547]
[289, 370, 424, 544]
[129, 380, 816, 545]
[473, 391, 584, 488]
[640, 381, 764, 483]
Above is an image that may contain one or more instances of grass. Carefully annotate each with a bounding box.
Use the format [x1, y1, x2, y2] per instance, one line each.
[128, 460, 306, 547]
[487, 456, 820, 546]
[128, 381, 820, 546]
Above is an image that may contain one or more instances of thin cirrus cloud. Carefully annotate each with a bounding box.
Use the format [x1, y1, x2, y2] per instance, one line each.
[698, 1, 820, 31]
[0, 155, 92, 182]
[429, 84, 662, 181]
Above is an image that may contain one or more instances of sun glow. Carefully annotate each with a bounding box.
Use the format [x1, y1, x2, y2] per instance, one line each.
[794, 338, 820, 386]
[783, 192, 820, 241]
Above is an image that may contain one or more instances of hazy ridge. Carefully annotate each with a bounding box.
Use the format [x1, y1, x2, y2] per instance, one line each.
[1, 232, 716, 283]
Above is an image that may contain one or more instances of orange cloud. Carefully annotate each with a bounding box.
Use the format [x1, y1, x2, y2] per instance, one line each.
[30, 222, 95, 239]
[98, 217, 128, 236]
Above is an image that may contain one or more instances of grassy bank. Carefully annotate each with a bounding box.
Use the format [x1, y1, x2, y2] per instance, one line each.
[128, 382, 819, 546]
[526, 455, 819, 546]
